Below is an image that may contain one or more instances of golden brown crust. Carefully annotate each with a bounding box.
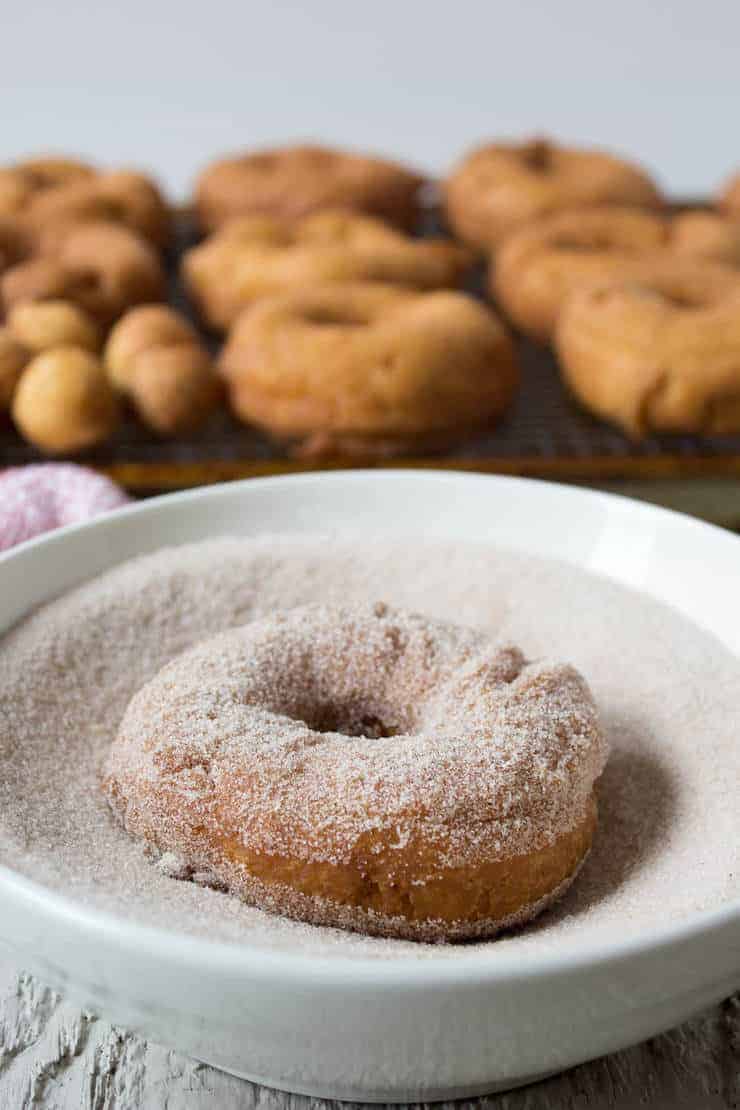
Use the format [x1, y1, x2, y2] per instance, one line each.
[444, 138, 663, 252]
[717, 171, 740, 218]
[11, 346, 119, 453]
[555, 264, 740, 437]
[104, 606, 607, 941]
[26, 170, 171, 249]
[670, 209, 740, 266]
[13, 156, 96, 190]
[0, 328, 29, 412]
[493, 206, 740, 342]
[104, 305, 198, 392]
[219, 282, 519, 455]
[7, 300, 100, 354]
[128, 343, 221, 435]
[493, 207, 669, 342]
[184, 210, 473, 331]
[208, 798, 596, 939]
[0, 158, 96, 219]
[195, 144, 424, 232]
[0, 215, 33, 272]
[104, 305, 220, 434]
[1, 222, 166, 324]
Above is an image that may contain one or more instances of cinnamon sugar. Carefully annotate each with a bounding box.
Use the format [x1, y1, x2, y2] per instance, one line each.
[0, 536, 738, 958]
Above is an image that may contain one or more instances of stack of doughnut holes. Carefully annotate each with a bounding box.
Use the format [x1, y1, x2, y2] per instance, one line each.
[3, 141, 740, 454]
[0, 155, 220, 452]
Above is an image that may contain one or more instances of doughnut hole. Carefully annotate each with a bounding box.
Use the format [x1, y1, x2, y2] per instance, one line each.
[0, 328, 29, 411]
[129, 343, 221, 435]
[11, 346, 119, 453]
[8, 300, 100, 353]
[104, 305, 198, 393]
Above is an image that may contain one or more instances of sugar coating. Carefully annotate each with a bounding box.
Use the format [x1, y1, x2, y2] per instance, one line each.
[0, 535, 738, 960]
[104, 603, 605, 938]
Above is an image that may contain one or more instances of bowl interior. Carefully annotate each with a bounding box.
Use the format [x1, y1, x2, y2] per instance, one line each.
[1, 470, 739, 985]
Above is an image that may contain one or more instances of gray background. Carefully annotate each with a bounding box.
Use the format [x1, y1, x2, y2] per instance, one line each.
[3, 0, 739, 199]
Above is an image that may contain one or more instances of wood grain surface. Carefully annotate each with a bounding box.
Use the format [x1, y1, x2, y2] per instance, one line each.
[0, 960, 737, 1109]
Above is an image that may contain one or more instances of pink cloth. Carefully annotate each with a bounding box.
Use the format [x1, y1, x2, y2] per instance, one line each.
[0, 464, 129, 552]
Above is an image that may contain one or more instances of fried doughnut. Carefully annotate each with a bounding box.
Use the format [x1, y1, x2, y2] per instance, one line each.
[0, 328, 28, 412]
[717, 171, 740, 219]
[104, 305, 199, 392]
[0, 256, 110, 321]
[7, 300, 100, 353]
[0, 158, 95, 218]
[183, 210, 473, 330]
[195, 144, 424, 232]
[669, 210, 740, 267]
[493, 206, 740, 341]
[493, 207, 668, 342]
[26, 170, 170, 249]
[104, 305, 220, 434]
[11, 346, 119, 453]
[13, 156, 96, 189]
[1, 222, 166, 323]
[219, 283, 519, 456]
[127, 344, 221, 435]
[444, 138, 662, 252]
[103, 603, 607, 942]
[0, 215, 32, 272]
[555, 265, 740, 437]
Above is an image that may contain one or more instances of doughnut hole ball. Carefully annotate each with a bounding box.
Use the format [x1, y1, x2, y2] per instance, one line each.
[104, 305, 198, 393]
[11, 346, 119, 453]
[0, 328, 28, 412]
[7, 300, 100, 354]
[129, 343, 222, 435]
[104, 305, 220, 435]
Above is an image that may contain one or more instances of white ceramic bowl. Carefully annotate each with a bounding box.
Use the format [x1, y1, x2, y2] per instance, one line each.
[1, 471, 739, 1102]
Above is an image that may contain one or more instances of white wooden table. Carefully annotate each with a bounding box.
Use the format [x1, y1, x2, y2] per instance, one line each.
[0, 960, 737, 1109]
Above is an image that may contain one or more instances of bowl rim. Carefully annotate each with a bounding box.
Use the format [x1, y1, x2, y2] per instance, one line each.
[1, 468, 739, 988]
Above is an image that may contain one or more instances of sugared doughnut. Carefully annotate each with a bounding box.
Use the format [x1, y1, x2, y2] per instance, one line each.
[1, 221, 166, 323]
[555, 266, 740, 437]
[444, 138, 662, 252]
[103, 603, 607, 942]
[195, 144, 425, 232]
[0, 463, 128, 552]
[0, 328, 28, 411]
[183, 210, 473, 330]
[219, 282, 519, 456]
[7, 299, 100, 353]
[11, 346, 119, 453]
